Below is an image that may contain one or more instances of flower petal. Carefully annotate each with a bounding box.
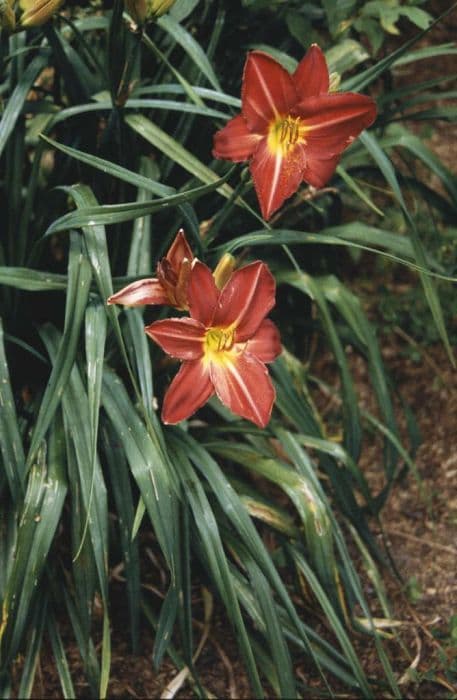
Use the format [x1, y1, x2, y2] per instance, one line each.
[302, 154, 340, 188]
[298, 93, 377, 158]
[245, 319, 281, 363]
[293, 44, 329, 98]
[174, 257, 192, 309]
[166, 229, 194, 270]
[213, 114, 261, 162]
[250, 138, 306, 220]
[107, 278, 169, 307]
[145, 318, 205, 360]
[187, 260, 219, 326]
[210, 351, 276, 428]
[242, 51, 297, 132]
[162, 360, 214, 424]
[213, 261, 276, 341]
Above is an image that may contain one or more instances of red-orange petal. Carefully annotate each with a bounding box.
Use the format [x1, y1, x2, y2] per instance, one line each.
[250, 137, 306, 220]
[166, 229, 194, 270]
[145, 318, 205, 360]
[245, 319, 281, 363]
[162, 360, 214, 424]
[212, 114, 261, 162]
[213, 261, 276, 342]
[242, 51, 297, 133]
[187, 260, 219, 326]
[293, 44, 329, 98]
[210, 351, 276, 428]
[302, 154, 341, 188]
[107, 278, 169, 307]
[298, 93, 377, 158]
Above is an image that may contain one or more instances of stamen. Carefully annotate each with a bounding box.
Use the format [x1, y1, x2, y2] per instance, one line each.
[205, 327, 235, 354]
[279, 117, 300, 146]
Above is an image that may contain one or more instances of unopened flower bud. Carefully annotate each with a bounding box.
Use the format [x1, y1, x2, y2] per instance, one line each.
[329, 72, 341, 92]
[19, 0, 63, 27]
[124, 0, 176, 24]
[213, 253, 236, 290]
[0, 0, 16, 32]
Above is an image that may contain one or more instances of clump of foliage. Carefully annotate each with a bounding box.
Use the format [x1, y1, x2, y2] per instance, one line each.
[0, 0, 456, 697]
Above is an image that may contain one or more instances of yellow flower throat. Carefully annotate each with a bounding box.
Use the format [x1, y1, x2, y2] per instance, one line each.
[205, 327, 235, 354]
[268, 115, 306, 155]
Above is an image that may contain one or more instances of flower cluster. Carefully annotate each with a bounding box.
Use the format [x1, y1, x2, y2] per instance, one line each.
[109, 45, 376, 427]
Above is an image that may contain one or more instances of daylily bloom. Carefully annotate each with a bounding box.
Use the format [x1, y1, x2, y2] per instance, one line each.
[146, 260, 281, 427]
[107, 229, 193, 310]
[213, 44, 377, 220]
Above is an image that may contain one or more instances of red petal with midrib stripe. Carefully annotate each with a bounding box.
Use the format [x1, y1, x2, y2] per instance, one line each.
[242, 51, 297, 133]
[145, 318, 205, 360]
[298, 92, 377, 158]
[210, 351, 276, 428]
[213, 261, 276, 341]
[249, 138, 307, 220]
[293, 44, 329, 98]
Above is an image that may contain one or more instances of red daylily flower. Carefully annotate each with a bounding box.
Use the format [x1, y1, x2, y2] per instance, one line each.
[107, 229, 193, 309]
[213, 44, 377, 220]
[146, 260, 281, 427]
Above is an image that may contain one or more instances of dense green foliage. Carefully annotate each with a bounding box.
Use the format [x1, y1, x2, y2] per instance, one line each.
[0, 0, 455, 696]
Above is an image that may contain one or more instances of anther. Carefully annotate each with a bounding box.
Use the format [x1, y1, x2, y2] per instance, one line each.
[279, 118, 300, 146]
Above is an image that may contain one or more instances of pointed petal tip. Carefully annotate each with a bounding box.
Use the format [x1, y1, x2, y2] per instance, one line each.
[107, 278, 169, 307]
[293, 44, 329, 98]
[167, 228, 194, 269]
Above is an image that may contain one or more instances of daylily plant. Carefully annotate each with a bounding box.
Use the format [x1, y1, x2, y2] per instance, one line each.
[213, 44, 377, 220]
[146, 259, 281, 427]
[108, 229, 194, 310]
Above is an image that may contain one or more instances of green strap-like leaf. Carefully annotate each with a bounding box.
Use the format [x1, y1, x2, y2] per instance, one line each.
[0, 53, 49, 158]
[26, 234, 92, 466]
[0, 319, 26, 500]
[360, 130, 455, 366]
